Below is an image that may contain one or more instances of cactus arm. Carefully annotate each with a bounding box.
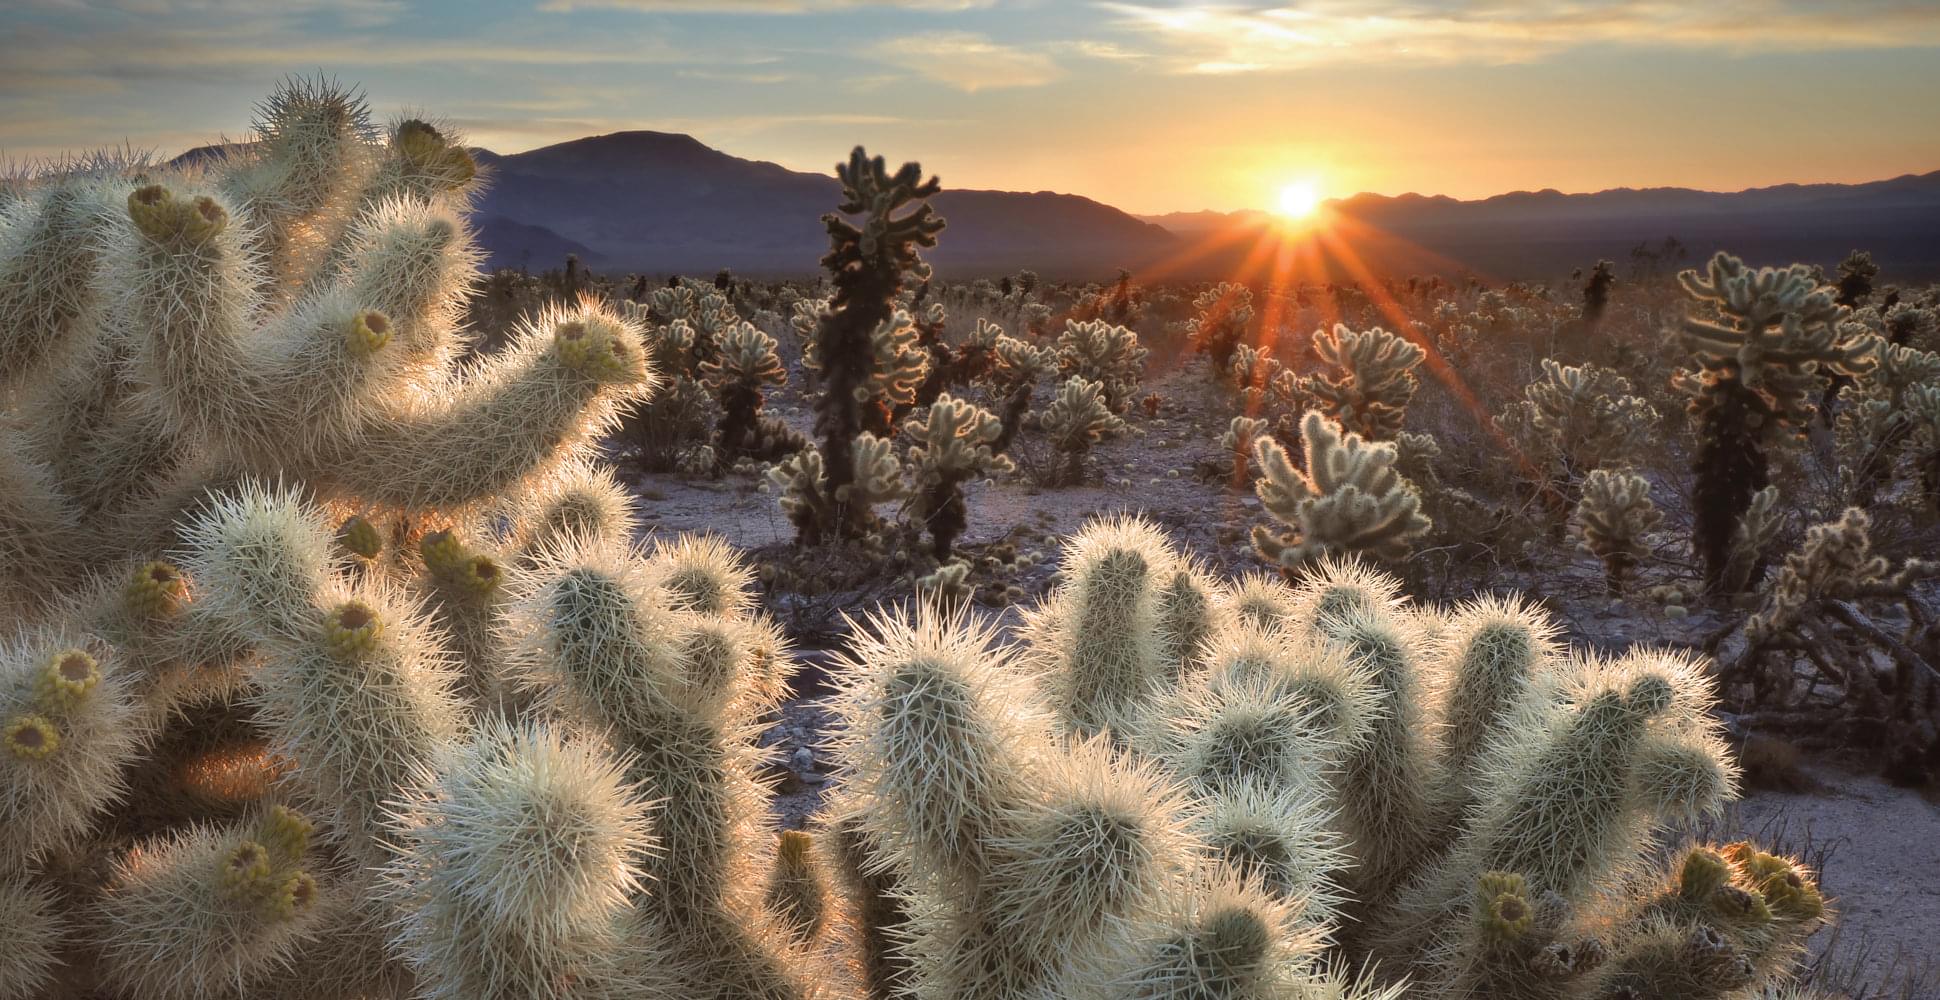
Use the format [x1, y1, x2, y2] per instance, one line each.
[0, 180, 121, 389]
[318, 304, 654, 510]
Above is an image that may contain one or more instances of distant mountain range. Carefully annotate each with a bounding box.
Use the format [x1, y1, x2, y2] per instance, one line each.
[178, 132, 1940, 281]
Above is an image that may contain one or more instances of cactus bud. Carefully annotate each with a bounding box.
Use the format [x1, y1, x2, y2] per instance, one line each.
[126, 560, 188, 618]
[419, 529, 466, 576]
[1476, 871, 1533, 946]
[553, 317, 641, 382]
[260, 805, 313, 864]
[4, 714, 59, 760]
[35, 649, 101, 712]
[219, 841, 274, 899]
[345, 310, 392, 359]
[1677, 847, 1731, 901]
[336, 515, 382, 560]
[266, 871, 318, 920]
[127, 184, 227, 245]
[322, 601, 383, 660]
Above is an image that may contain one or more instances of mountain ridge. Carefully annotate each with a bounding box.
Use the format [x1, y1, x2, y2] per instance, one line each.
[170, 132, 1940, 280]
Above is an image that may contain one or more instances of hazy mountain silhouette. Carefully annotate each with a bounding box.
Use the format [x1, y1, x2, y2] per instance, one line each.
[1141, 173, 1940, 282]
[469, 132, 1177, 279]
[175, 135, 1940, 280]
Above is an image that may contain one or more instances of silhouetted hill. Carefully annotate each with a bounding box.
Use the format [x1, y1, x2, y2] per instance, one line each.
[471, 132, 1177, 278]
[1139, 173, 1940, 281]
[174, 137, 1940, 281]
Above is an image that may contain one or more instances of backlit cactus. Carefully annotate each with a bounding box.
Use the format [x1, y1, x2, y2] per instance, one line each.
[1676, 252, 1878, 591]
[1038, 375, 1127, 485]
[1057, 318, 1148, 413]
[1576, 468, 1664, 593]
[1304, 324, 1424, 441]
[905, 393, 1014, 558]
[1251, 410, 1432, 567]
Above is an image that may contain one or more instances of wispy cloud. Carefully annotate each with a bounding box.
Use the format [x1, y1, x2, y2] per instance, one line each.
[869, 31, 1062, 91]
[1100, 1, 1940, 73]
[538, 0, 996, 12]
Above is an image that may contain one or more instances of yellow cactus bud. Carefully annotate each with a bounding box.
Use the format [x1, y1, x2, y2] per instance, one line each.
[336, 515, 383, 560]
[127, 184, 174, 239]
[126, 560, 188, 618]
[1476, 871, 1534, 945]
[419, 529, 466, 576]
[35, 648, 101, 712]
[455, 554, 503, 597]
[322, 601, 384, 660]
[4, 714, 60, 760]
[219, 841, 274, 898]
[395, 119, 476, 189]
[1677, 847, 1732, 901]
[1749, 857, 1824, 921]
[553, 318, 640, 381]
[345, 310, 392, 359]
[267, 871, 319, 919]
[1709, 884, 1773, 926]
[260, 805, 313, 863]
[127, 184, 227, 245]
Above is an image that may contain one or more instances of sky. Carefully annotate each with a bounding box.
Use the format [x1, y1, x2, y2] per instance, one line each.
[4, 1, 1939, 214]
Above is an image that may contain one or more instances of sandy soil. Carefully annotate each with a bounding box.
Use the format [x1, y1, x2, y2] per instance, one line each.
[1733, 761, 1940, 993]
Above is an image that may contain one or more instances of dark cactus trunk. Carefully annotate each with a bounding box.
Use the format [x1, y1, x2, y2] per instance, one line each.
[1691, 374, 1771, 594]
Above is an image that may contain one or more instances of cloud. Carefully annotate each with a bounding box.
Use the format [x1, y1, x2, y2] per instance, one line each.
[869, 31, 1063, 91]
[538, 0, 996, 12]
[1099, 1, 1940, 73]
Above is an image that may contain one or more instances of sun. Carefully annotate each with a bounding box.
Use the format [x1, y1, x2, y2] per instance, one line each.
[1276, 180, 1320, 219]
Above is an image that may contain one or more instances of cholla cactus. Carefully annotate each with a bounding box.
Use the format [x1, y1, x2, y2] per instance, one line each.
[832, 518, 1786, 1000]
[904, 394, 1013, 558]
[1251, 410, 1431, 568]
[1187, 282, 1256, 371]
[1675, 251, 1877, 591]
[383, 718, 665, 1000]
[1303, 324, 1424, 441]
[806, 148, 942, 515]
[1720, 485, 1786, 596]
[978, 329, 1057, 450]
[1220, 415, 1271, 483]
[1835, 339, 1940, 506]
[1057, 318, 1148, 413]
[0, 875, 64, 999]
[1575, 469, 1663, 593]
[1019, 515, 1175, 739]
[1495, 359, 1659, 502]
[1037, 376, 1126, 485]
[95, 808, 326, 1000]
[508, 533, 815, 1000]
[700, 320, 787, 460]
[1744, 507, 1933, 643]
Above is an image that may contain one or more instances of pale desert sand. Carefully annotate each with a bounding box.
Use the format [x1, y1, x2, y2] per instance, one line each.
[1734, 763, 1940, 993]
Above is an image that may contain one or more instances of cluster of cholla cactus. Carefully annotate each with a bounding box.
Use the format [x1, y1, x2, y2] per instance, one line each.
[617, 277, 804, 474]
[826, 514, 1833, 1000]
[1187, 281, 1257, 371]
[770, 153, 1026, 555]
[1304, 324, 1424, 441]
[1674, 252, 1878, 593]
[1494, 359, 1659, 515]
[1057, 318, 1149, 413]
[0, 79, 688, 999]
[1250, 410, 1432, 569]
